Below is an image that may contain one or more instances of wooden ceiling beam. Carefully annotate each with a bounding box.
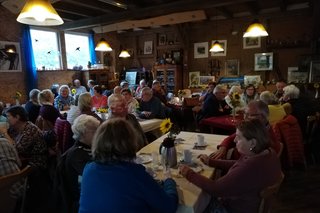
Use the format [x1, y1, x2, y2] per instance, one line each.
[215, 6, 234, 19]
[245, 1, 260, 15]
[57, 0, 256, 30]
[62, 0, 113, 13]
[55, 8, 90, 18]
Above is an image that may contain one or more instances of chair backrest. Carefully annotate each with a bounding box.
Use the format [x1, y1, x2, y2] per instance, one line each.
[183, 97, 200, 107]
[0, 166, 32, 213]
[259, 172, 285, 213]
[54, 118, 74, 155]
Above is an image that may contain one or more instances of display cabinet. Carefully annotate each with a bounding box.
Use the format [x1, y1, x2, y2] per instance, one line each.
[153, 65, 182, 94]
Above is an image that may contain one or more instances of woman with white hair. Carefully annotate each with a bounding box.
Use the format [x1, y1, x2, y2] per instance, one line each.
[54, 85, 75, 111]
[282, 84, 316, 137]
[55, 114, 100, 213]
[25, 88, 40, 123]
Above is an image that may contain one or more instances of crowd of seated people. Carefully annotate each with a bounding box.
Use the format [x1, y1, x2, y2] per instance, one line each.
[0, 77, 319, 212]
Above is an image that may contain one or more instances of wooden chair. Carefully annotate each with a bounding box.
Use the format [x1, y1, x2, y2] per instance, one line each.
[259, 172, 285, 213]
[0, 165, 32, 213]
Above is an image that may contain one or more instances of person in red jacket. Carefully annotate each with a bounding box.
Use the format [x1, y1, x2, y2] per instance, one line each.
[179, 119, 282, 213]
[210, 100, 280, 160]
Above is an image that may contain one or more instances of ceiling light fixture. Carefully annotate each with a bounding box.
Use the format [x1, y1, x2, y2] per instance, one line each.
[243, 20, 268, 37]
[17, 0, 64, 26]
[95, 38, 112, 52]
[209, 41, 224, 53]
[119, 50, 130, 58]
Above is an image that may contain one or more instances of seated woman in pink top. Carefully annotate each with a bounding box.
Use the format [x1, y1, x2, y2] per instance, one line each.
[179, 119, 281, 213]
[91, 85, 108, 109]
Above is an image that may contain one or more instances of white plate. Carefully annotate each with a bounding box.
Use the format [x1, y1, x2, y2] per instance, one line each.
[191, 166, 203, 173]
[136, 154, 152, 164]
[194, 141, 208, 147]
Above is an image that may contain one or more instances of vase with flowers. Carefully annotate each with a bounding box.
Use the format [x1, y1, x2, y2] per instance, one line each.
[12, 91, 22, 106]
[159, 118, 180, 168]
[228, 92, 241, 123]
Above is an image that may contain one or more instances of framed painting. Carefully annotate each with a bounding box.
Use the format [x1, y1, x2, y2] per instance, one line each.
[194, 42, 208, 58]
[243, 37, 261, 49]
[158, 34, 166, 46]
[189, 71, 200, 87]
[225, 59, 240, 76]
[210, 40, 227, 57]
[144, 41, 153, 55]
[254, 52, 273, 71]
[0, 41, 22, 72]
[199, 76, 215, 87]
[287, 67, 308, 83]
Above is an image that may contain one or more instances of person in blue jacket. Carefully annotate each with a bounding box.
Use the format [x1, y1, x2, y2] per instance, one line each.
[79, 118, 178, 213]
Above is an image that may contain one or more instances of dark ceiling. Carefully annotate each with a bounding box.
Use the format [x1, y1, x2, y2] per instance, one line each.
[1, 0, 314, 31]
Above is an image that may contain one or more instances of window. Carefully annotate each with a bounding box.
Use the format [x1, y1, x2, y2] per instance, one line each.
[65, 33, 90, 70]
[30, 29, 61, 70]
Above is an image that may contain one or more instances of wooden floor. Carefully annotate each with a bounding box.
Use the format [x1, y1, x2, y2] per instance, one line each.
[273, 165, 320, 213]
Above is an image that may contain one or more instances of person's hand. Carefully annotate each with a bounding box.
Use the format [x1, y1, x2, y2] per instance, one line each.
[198, 154, 209, 165]
[209, 146, 227, 159]
[179, 164, 192, 177]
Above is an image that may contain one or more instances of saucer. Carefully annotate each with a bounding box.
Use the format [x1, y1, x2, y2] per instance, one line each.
[194, 141, 208, 147]
[136, 154, 152, 164]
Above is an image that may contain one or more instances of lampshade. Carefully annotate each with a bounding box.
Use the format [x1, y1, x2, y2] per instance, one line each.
[119, 50, 130, 58]
[209, 41, 224, 53]
[243, 20, 268, 38]
[95, 38, 112, 52]
[17, 0, 64, 26]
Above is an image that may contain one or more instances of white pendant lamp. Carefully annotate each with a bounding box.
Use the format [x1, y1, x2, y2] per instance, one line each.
[17, 0, 64, 26]
[119, 50, 131, 58]
[243, 20, 268, 38]
[209, 41, 224, 53]
[95, 38, 112, 52]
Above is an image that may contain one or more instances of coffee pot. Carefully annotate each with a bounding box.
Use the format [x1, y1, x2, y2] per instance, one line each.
[159, 137, 177, 168]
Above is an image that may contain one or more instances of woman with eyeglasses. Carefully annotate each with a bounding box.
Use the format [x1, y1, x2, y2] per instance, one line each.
[242, 84, 259, 106]
[179, 119, 282, 213]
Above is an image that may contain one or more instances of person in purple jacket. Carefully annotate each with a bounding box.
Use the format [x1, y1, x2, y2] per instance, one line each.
[179, 119, 282, 213]
[79, 118, 178, 213]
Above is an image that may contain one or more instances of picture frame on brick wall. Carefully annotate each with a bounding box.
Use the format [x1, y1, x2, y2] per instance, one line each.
[0, 41, 22, 72]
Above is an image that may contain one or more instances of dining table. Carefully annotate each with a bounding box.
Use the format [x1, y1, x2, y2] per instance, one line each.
[199, 114, 243, 135]
[137, 131, 227, 213]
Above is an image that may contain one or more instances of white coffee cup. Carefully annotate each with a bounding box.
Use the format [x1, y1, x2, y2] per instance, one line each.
[197, 135, 205, 146]
[183, 149, 193, 163]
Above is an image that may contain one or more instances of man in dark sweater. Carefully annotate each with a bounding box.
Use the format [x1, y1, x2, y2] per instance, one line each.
[138, 87, 166, 119]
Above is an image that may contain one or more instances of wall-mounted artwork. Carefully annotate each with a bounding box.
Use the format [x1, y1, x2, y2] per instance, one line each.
[199, 76, 215, 87]
[194, 42, 208, 58]
[243, 37, 261, 49]
[225, 59, 240, 76]
[210, 40, 227, 57]
[0, 41, 22, 72]
[158, 34, 166, 46]
[254, 52, 273, 71]
[144, 41, 153, 55]
[244, 75, 261, 88]
[287, 67, 308, 83]
[189, 71, 200, 87]
[309, 60, 320, 83]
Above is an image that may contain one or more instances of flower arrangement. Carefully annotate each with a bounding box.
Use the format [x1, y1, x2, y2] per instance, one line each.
[97, 108, 108, 113]
[160, 118, 180, 138]
[12, 91, 22, 106]
[71, 88, 77, 95]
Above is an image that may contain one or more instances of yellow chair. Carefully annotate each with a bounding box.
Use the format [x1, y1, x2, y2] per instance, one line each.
[259, 172, 285, 213]
[0, 165, 32, 213]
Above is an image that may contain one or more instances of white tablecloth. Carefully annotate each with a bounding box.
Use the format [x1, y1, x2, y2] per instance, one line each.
[137, 131, 227, 213]
[138, 118, 163, 133]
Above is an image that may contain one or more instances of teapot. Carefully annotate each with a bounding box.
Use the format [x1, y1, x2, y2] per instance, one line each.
[159, 137, 177, 168]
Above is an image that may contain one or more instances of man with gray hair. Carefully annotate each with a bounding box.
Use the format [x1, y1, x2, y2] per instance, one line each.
[138, 87, 166, 119]
[74, 79, 87, 96]
[108, 94, 148, 150]
[196, 84, 231, 122]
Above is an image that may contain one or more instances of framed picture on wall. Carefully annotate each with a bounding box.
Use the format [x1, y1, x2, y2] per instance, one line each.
[144, 41, 153, 55]
[210, 40, 227, 57]
[254, 52, 273, 71]
[199, 76, 215, 87]
[225, 59, 239, 76]
[194, 42, 208, 58]
[287, 67, 308, 83]
[0, 41, 22, 72]
[243, 37, 261, 49]
[309, 60, 320, 82]
[158, 34, 166, 46]
[189, 71, 200, 87]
